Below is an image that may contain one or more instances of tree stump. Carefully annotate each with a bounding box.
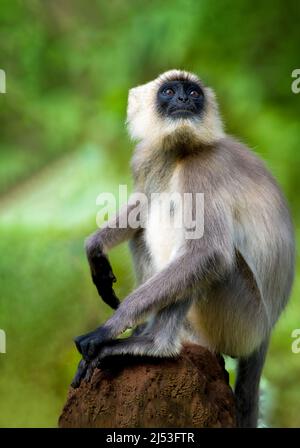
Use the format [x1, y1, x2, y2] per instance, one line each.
[59, 343, 236, 428]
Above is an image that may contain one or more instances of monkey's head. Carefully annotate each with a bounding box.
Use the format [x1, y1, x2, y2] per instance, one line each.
[127, 69, 224, 146]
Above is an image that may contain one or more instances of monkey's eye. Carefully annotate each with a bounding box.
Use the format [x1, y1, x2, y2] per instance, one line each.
[189, 90, 200, 98]
[162, 88, 175, 96]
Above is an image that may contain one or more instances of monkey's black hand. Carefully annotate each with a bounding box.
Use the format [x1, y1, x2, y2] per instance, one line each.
[71, 340, 119, 388]
[74, 325, 111, 361]
[71, 354, 104, 388]
[71, 358, 89, 388]
[72, 326, 113, 388]
[88, 251, 120, 310]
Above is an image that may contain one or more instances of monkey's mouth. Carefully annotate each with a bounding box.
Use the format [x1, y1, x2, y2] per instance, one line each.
[169, 109, 195, 118]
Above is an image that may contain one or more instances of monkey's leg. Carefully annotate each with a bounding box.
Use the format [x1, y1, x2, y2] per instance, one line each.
[234, 338, 269, 428]
[72, 299, 192, 388]
[75, 245, 231, 361]
[76, 204, 234, 360]
[129, 230, 155, 285]
[129, 230, 155, 337]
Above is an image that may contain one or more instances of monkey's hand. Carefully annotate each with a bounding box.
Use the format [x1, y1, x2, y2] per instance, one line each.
[88, 250, 120, 310]
[72, 325, 113, 388]
[74, 325, 111, 361]
[71, 353, 105, 389]
[71, 336, 136, 388]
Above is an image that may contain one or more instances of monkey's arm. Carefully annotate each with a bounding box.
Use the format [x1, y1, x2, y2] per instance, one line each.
[85, 201, 140, 309]
[76, 206, 234, 360]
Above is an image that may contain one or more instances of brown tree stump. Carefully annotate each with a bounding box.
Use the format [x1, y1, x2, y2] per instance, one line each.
[59, 343, 236, 428]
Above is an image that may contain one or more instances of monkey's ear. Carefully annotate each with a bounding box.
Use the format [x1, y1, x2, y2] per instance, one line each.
[126, 80, 157, 141]
[126, 87, 143, 141]
[204, 87, 218, 107]
[127, 86, 143, 119]
[127, 82, 152, 113]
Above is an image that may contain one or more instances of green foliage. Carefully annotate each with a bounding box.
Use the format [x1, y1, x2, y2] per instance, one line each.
[0, 0, 299, 427]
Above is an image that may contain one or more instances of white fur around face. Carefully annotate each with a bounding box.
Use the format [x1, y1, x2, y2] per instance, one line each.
[126, 69, 225, 146]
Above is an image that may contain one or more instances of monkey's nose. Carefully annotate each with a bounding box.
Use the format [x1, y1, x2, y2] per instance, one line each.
[178, 96, 188, 102]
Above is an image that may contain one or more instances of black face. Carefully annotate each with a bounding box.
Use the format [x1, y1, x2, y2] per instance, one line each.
[157, 80, 204, 119]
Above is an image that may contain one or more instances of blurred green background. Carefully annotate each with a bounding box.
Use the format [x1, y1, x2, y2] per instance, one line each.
[0, 0, 299, 428]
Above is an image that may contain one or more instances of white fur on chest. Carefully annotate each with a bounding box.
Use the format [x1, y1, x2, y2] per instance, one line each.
[145, 169, 184, 271]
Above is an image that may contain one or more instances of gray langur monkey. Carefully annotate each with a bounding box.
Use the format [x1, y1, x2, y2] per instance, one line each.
[73, 69, 295, 428]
